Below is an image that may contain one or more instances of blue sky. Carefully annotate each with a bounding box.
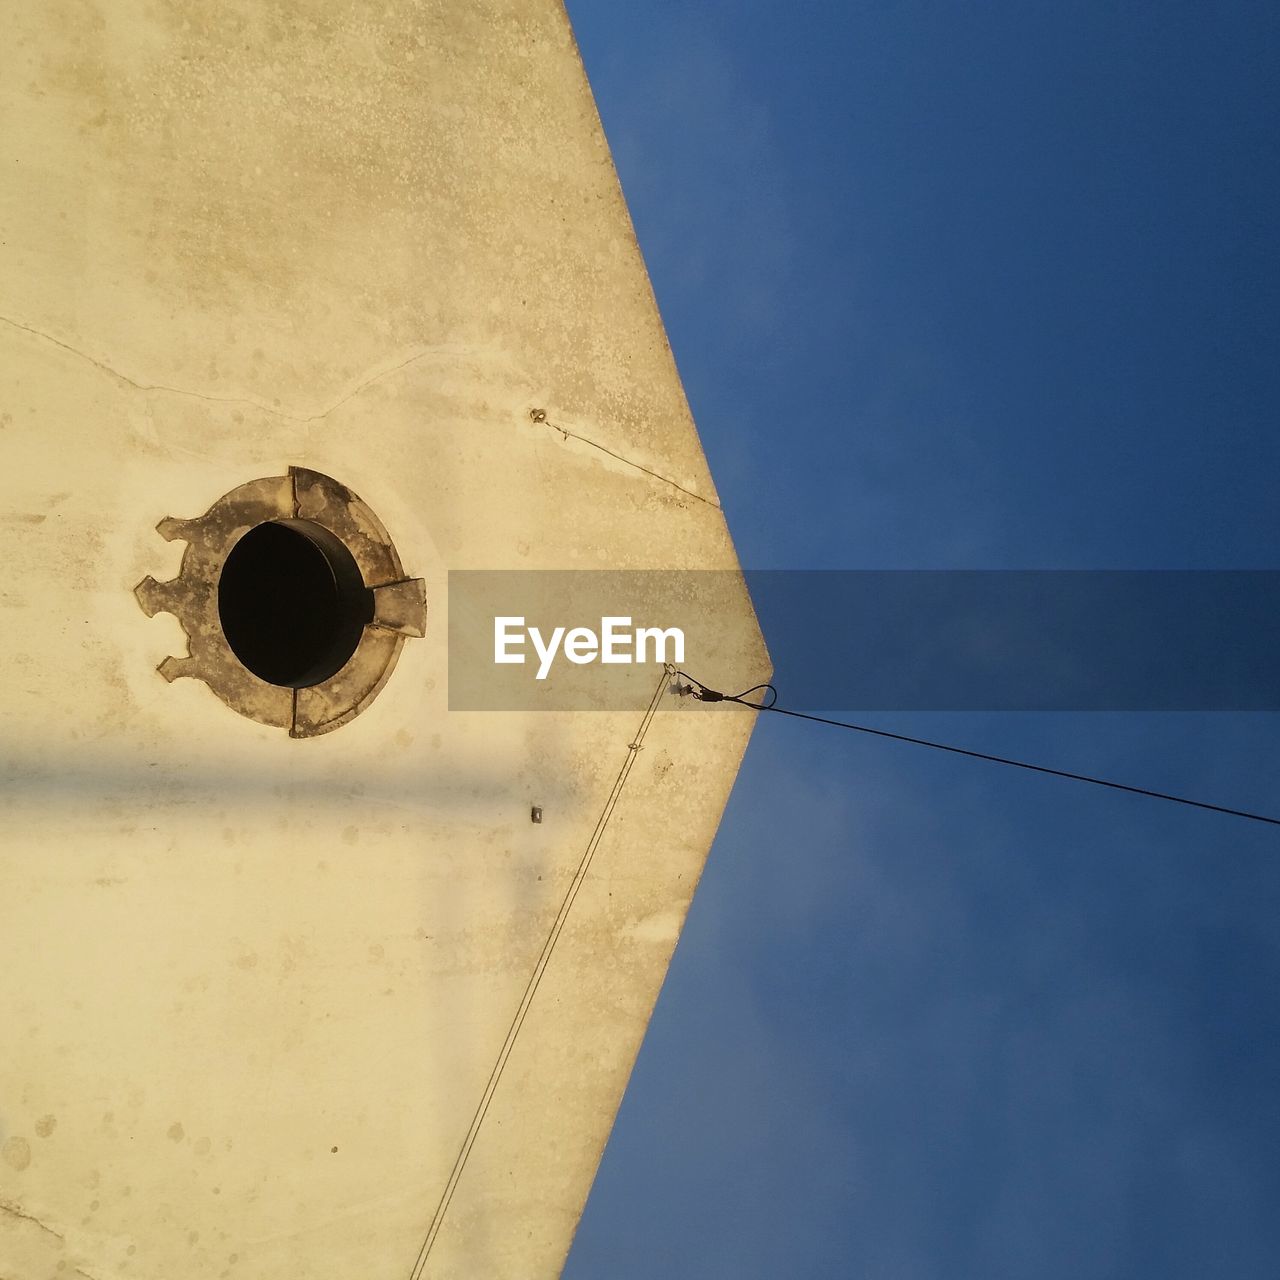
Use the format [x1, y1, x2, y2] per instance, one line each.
[560, 4, 1280, 1278]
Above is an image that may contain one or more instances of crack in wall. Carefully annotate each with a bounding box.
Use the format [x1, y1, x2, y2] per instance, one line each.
[0, 1197, 66, 1242]
[0, 313, 455, 425]
[1, 1201, 115, 1280]
[0, 314, 723, 509]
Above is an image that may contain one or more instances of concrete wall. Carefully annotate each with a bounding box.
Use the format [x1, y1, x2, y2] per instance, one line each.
[0, 4, 766, 1276]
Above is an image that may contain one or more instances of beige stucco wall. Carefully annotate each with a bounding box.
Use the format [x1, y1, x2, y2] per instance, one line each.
[0, 3, 766, 1277]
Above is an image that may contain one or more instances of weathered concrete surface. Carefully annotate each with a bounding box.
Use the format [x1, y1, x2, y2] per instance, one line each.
[0, 3, 767, 1277]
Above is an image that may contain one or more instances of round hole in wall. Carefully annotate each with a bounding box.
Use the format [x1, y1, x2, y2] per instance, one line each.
[218, 519, 374, 688]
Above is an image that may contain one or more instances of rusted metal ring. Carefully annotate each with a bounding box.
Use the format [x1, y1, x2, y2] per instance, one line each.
[135, 467, 426, 737]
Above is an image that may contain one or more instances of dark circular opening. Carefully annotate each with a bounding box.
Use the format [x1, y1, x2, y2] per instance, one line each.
[217, 520, 374, 688]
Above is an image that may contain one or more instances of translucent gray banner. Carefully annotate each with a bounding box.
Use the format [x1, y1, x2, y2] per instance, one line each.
[447, 571, 1280, 711]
